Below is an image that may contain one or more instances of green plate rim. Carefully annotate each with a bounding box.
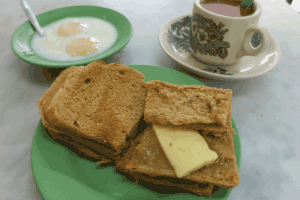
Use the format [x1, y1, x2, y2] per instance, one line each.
[31, 65, 241, 200]
[11, 5, 133, 68]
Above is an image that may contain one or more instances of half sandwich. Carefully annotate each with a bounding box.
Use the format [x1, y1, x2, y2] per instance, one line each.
[116, 104, 240, 197]
[37, 61, 149, 161]
[144, 80, 234, 135]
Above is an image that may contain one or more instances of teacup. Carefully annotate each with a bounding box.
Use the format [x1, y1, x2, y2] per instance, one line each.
[190, 0, 271, 65]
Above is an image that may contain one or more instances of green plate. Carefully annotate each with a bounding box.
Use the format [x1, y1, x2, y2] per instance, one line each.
[31, 65, 241, 200]
[11, 5, 133, 68]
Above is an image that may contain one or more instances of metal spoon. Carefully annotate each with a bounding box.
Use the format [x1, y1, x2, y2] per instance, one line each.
[20, 0, 44, 36]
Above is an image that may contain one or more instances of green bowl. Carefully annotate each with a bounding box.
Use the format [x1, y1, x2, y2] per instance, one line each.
[11, 5, 133, 68]
[31, 65, 241, 200]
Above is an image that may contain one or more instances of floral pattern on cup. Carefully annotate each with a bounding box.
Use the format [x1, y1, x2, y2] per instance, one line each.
[166, 15, 262, 76]
[252, 32, 262, 48]
[202, 67, 232, 75]
[167, 16, 192, 53]
[167, 16, 231, 75]
[190, 14, 230, 59]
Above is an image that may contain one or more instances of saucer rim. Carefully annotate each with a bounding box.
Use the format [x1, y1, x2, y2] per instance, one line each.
[159, 14, 281, 80]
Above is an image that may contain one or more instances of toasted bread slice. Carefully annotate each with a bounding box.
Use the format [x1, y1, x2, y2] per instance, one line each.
[38, 65, 111, 162]
[38, 63, 112, 162]
[144, 80, 233, 131]
[38, 65, 81, 124]
[200, 104, 236, 137]
[38, 61, 149, 160]
[116, 123, 239, 196]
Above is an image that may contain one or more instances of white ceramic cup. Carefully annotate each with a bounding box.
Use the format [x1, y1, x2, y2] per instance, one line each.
[190, 0, 272, 65]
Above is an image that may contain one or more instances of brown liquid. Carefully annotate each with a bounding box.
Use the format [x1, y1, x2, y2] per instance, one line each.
[202, 4, 241, 17]
[201, 0, 255, 17]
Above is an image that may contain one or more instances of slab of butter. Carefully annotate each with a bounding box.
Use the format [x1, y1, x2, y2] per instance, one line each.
[152, 124, 218, 178]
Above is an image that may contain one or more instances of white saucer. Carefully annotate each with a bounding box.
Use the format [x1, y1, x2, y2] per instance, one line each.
[159, 14, 281, 80]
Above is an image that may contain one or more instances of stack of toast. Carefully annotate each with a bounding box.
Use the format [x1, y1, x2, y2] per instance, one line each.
[37, 61, 240, 197]
[38, 61, 148, 162]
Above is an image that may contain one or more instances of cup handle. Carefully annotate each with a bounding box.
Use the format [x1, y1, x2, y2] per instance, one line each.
[242, 25, 271, 56]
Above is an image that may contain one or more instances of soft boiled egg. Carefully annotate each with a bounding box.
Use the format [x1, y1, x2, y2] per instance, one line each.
[56, 22, 85, 37]
[31, 17, 117, 61]
[67, 37, 100, 56]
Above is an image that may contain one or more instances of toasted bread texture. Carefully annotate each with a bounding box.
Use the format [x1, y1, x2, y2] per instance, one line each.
[200, 104, 236, 137]
[38, 66, 111, 161]
[116, 123, 240, 196]
[144, 80, 233, 129]
[38, 61, 149, 160]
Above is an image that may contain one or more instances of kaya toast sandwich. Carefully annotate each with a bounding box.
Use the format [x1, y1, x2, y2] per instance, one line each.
[144, 80, 233, 134]
[38, 61, 148, 161]
[38, 65, 112, 162]
[116, 105, 240, 197]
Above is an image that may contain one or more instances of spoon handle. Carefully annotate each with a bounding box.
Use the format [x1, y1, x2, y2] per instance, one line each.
[20, 0, 44, 36]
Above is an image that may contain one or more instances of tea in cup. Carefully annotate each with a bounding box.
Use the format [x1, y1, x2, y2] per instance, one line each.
[190, 0, 271, 65]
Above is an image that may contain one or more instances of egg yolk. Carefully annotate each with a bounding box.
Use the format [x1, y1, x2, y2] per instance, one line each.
[67, 38, 100, 56]
[57, 23, 82, 37]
